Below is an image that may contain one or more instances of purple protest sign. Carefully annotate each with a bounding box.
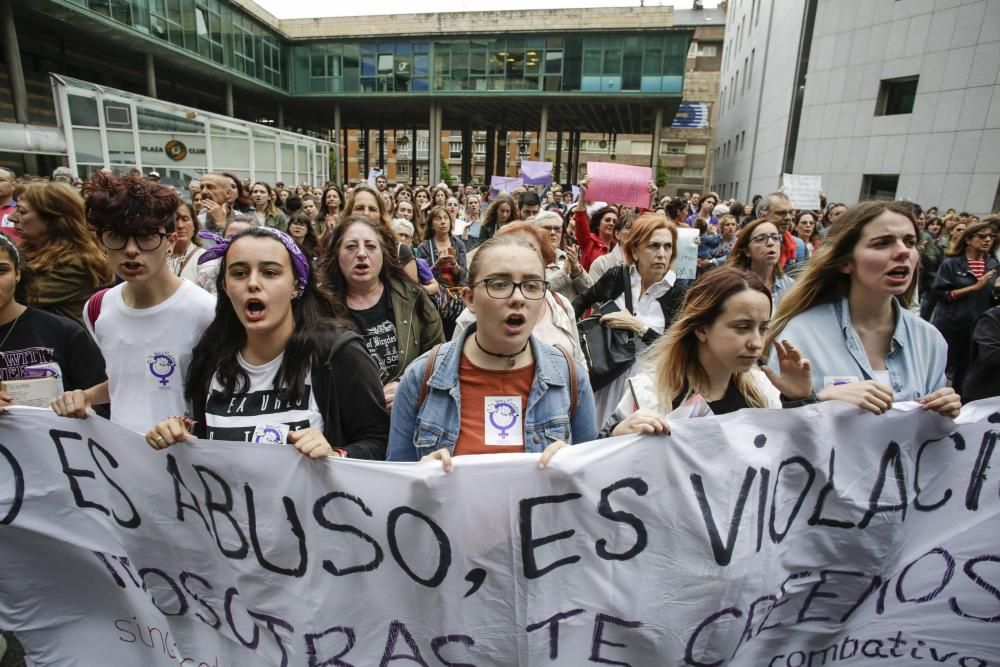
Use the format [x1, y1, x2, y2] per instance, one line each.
[490, 176, 523, 194]
[519, 161, 552, 186]
[585, 162, 652, 209]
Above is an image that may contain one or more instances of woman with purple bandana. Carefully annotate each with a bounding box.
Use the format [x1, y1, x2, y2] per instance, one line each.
[145, 226, 389, 460]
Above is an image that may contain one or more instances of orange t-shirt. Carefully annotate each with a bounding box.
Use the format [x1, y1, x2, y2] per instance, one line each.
[454, 354, 535, 456]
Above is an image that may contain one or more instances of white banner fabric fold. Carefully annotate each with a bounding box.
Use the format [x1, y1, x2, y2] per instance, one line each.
[1, 401, 999, 666]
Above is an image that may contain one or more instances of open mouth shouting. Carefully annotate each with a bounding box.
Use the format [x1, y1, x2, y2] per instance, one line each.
[885, 265, 911, 286]
[503, 312, 527, 336]
[119, 261, 143, 277]
[244, 297, 267, 322]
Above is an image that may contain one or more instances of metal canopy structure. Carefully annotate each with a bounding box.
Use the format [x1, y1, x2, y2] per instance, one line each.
[294, 95, 680, 135]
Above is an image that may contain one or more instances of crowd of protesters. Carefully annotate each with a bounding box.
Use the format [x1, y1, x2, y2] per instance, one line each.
[0, 159, 992, 660]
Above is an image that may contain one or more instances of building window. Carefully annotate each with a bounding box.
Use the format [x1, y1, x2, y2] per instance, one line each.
[861, 174, 899, 201]
[397, 162, 409, 176]
[876, 76, 918, 116]
[450, 141, 463, 159]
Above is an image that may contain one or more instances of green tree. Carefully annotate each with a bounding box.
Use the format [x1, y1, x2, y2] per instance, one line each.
[656, 160, 668, 189]
[439, 162, 454, 188]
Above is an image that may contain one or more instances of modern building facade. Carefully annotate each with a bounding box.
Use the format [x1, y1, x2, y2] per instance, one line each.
[711, 0, 999, 215]
[1, 0, 723, 189]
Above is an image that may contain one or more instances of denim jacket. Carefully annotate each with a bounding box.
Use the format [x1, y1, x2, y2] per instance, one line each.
[387, 326, 597, 461]
[768, 297, 947, 400]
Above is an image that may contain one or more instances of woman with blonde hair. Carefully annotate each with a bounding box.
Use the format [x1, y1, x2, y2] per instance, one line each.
[572, 212, 688, 424]
[9, 180, 112, 326]
[725, 217, 794, 306]
[478, 193, 517, 243]
[603, 267, 813, 436]
[766, 201, 960, 417]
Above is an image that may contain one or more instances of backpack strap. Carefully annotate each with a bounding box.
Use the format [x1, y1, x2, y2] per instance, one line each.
[554, 344, 577, 419]
[417, 344, 442, 408]
[86, 288, 110, 331]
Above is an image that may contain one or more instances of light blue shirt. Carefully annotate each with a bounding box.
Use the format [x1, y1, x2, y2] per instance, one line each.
[768, 297, 947, 400]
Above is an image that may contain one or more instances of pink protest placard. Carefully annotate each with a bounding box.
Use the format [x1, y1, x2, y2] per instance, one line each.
[585, 162, 652, 209]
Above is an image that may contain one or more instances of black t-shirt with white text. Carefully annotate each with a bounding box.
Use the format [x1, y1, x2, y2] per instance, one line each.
[0, 307, 106, 393]
[349, 288, 399, 384]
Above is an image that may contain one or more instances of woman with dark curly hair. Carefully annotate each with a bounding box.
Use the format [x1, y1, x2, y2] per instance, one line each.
[9, 180, 112, 326]
[50, 172, 216, 433]
[322, 215, 443, 411]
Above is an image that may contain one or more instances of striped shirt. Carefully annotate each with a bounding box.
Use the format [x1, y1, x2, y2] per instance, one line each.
[205, 352, 322, 444]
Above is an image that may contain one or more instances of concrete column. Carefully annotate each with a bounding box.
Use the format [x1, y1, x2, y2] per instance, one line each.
[225, 82, 234, 117]
[377, 123, 385, 171]
[428, 102, 440, 187]
[484, 126, 495, 184]
[495, 127, 507, 177]
[1, 0, 29, 124]
[144, 53, 157, 98]
[538, 104, 549, 162]
[410, 123, 418, 186]
[333, 103, 342, 187]
[554, 129, 563, 183]
[436, 104, 444, 185]
[650, 107, 664, 169]
[461, 122, 472, 185]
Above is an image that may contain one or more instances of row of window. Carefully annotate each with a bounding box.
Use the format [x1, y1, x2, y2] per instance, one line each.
[76, 0, 285, 87]
[289, 35, 687, 95]
[73, 1, 693, 97]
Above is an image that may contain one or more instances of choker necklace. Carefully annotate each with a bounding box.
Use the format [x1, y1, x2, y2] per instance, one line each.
[474, 334, 528, 369]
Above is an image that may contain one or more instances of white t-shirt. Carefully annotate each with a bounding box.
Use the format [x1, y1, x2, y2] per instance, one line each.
[204, 351, 323, 444]
[87, 280, 215, 433]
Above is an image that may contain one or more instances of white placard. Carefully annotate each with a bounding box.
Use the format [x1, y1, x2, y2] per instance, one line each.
[675, 227, 700, 280]
[782, 173, 822, 210]
[1, 401, 999, 665]
[367, 167, 383, 189]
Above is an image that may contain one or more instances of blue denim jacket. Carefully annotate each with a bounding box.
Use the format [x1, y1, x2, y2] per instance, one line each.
[768, 297, 947, 400]
[387, 326, 597, 461]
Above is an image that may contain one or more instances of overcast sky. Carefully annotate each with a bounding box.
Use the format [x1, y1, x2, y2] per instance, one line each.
[254, 0, 720, 19]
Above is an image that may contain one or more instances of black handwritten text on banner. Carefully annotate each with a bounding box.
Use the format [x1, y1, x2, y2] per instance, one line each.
[0, 402, 998, 665]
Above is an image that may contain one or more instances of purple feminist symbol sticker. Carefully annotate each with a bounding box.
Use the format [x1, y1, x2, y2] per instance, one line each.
[147, 353, 177, 387]
[487, 401, 519, 438]
[255, 427, 283, 445]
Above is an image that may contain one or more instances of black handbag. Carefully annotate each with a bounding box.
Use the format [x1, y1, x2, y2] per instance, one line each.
[578, 269, 636, 391]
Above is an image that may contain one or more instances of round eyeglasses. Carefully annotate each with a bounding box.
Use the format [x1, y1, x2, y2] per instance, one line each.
[474, 278, 548, 300]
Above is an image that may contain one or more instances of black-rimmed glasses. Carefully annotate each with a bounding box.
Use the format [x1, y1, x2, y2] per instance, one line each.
[474, 278, 548, 300]
[99, 230, 168, 251]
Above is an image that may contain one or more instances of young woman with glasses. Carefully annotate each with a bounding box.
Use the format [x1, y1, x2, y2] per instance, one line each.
[725, 218, 795, 307]
[387, 234, 596, 469]
[766, 201, 960, 418]
[8, 180, 112, 327]
[50, 172, 216, 433]
[931, 220, 1000, 391]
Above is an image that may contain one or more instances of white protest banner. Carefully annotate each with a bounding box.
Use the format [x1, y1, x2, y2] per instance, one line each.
[585, 162, 652, 209]
[782, 173, 822, 210]
[675, 227, 700, 280]
[2, 401, 999, 665]
[367, 167, 383, 189]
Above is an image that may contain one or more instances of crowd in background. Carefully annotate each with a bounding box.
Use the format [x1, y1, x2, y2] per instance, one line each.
[0, 160, 989, 662]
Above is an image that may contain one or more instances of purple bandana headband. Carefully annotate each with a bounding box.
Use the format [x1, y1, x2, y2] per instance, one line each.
[197, 228, 310, 298]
